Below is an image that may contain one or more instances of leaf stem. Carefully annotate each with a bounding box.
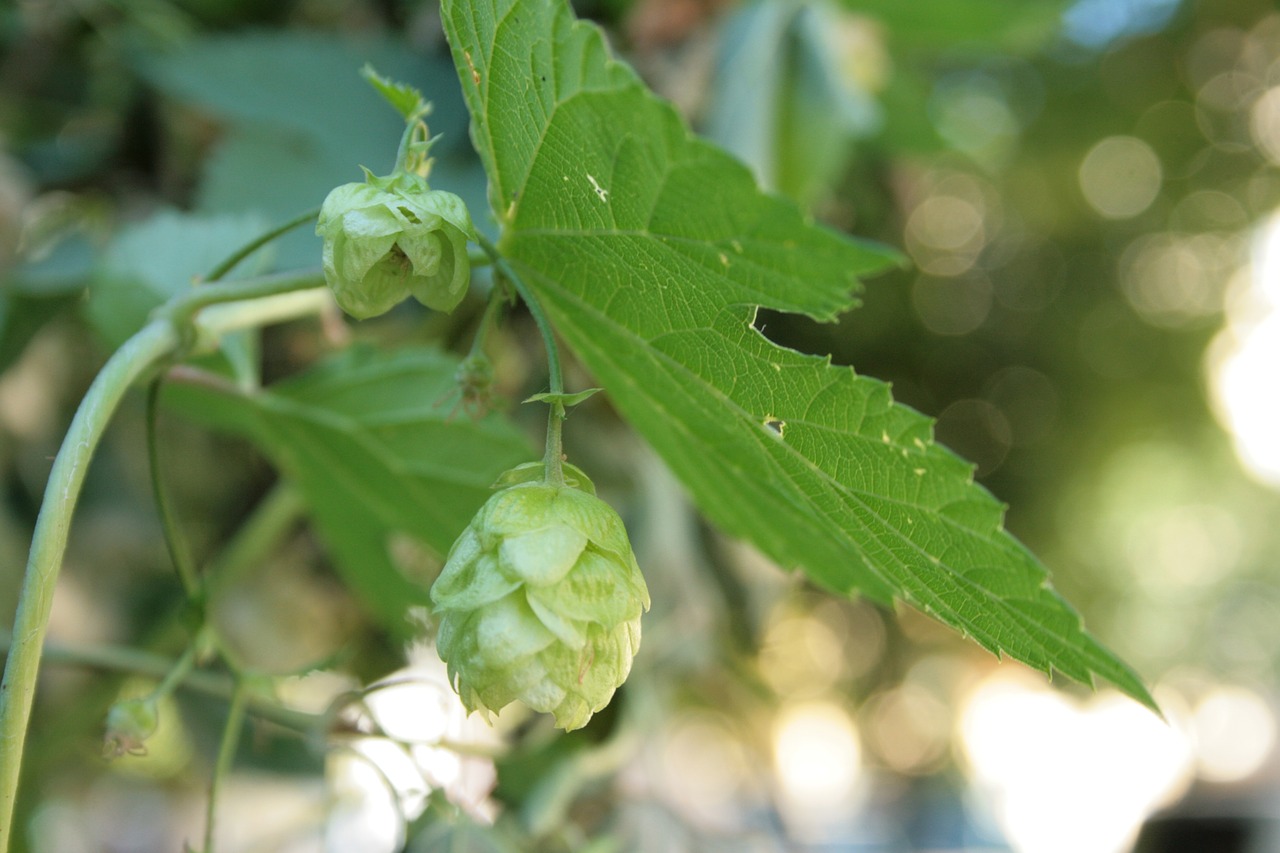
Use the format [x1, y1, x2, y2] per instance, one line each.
[151, 640, 199, 703]
[203, 679, 248, 853]
[473, 233, 566, 484]
[202, 207, 321, 283]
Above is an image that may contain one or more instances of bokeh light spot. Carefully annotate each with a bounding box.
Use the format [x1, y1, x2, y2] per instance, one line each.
[1079, 136, 1163, 218]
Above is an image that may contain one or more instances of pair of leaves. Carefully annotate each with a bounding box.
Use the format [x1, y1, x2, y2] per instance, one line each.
[440, 0, 1152, 705]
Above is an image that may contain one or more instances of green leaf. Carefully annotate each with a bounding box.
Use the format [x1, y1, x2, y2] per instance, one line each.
[442, 0, 1154, 706]
[165, 346, 534, 635]
[523, 388, 602, 407]
[361, 63, 427, 121]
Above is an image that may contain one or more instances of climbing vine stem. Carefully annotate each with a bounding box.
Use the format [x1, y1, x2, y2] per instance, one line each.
[0, 268, 327, 853]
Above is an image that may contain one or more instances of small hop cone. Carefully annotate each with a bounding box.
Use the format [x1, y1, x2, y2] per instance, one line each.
[104, 696, 159, 758]
[316, 170, 475, 319]
[431, 464, 650, 731]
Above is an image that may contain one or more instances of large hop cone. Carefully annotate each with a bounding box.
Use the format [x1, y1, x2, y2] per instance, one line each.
[431, 465, 650, 731]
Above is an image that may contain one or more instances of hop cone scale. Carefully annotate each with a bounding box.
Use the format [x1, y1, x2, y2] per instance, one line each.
[431, 465, 649, 731]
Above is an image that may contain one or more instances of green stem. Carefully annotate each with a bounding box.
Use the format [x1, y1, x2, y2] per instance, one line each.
[147, 379, 202, 599]
[203, 208, 320, 283]
[474, 234, 566, 484]
[162, 269, 326, 330]
[0, 321, 178, 849]
[0, 269, 327, 853]
[151, 641, 198, 702]
[0, 632, 319, 735]
[204, 680, 248, 853]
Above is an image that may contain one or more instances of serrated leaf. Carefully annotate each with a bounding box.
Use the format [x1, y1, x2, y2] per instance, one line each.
[165, 346, 533, 635]
[361, 63, 427, 121]
[442, 0, 1154, 707]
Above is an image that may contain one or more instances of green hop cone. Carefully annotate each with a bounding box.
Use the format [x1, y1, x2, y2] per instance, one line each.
[431, 463, 650, 731]
[316, 169, 475, 319]
[103, 696, 159, 758]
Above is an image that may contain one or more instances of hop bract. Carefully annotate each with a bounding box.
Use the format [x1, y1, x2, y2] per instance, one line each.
[431, 464, 649, 731]
[316, 170, 474, 319]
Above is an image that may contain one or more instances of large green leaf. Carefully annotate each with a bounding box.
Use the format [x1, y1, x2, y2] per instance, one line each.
[442, 0, 1154, 705]
[166, 346, 533, 634]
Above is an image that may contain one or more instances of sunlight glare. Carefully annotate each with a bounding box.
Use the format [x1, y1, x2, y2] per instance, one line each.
[960, 674, 1193, 853]
[1208, 211, 1280, 487]
[1192, 685, 1277, 782]
[772, 701, 863, 834]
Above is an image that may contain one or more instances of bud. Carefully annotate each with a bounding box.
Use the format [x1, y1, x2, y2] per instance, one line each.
[104, 696, 159, 758]
[316, 170, 474, 319]
[431, 464, 649, 731]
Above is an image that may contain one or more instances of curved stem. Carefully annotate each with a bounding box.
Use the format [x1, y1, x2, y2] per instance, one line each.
[474, 234, 566, 484]
[0, 320, 180, 849]
[0, 269, 328, 853]
[203, 208, 320, 283]
[147, 379, 202, 599]
[163, 269, 326, 330]
[204, 679, 248, 853]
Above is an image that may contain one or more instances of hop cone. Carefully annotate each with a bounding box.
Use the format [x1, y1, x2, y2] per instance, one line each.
[431, 464, 649, 731]
[316, 169, 474, 319]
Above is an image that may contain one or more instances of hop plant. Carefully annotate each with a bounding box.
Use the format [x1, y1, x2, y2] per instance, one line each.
[316, 169, 475, 319]
[431, 463, 649, 731]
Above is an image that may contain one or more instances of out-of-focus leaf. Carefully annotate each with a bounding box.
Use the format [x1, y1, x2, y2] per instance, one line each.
[706, 0, 881, 205]
[0, 234, 96, 370]
[8, 232, 96, 297]
[85, 209, 267, 347]
[139, 33, 471, 267]
[0, 293, 77, 373]
[85, 209, 265, 386]
[165, 346, 534, 635]
[841, 0, 1068, 54]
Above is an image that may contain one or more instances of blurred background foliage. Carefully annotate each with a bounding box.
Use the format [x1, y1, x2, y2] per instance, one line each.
[3, 0, 1280, 851]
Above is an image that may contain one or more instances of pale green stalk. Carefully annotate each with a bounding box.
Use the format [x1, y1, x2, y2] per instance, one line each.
[0, 270, 327, 853]
[203, 680, 248, 853]
[0, 320, 179, 848]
